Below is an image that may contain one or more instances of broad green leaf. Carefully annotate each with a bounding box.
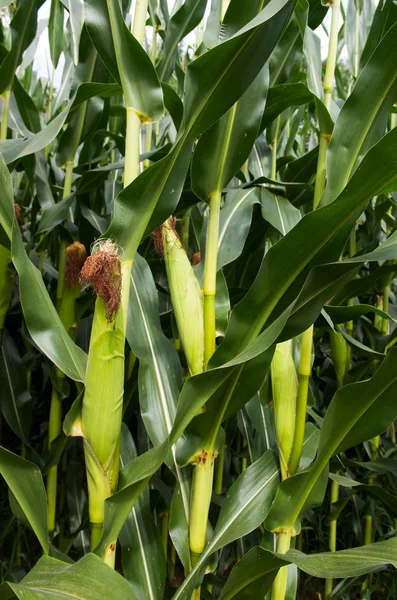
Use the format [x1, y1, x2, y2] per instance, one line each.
[191, 64, 269, 201]
[69, 83, 122, 113]
[321, 23, 397, 206]
[107, 0, 295, 261]
[220, 0, 269, 41]
[203, 0, 222, 48]
[171, 450, 279, 599]
[170, 307, 292, 446]
[260, 188, 301, 235]
[37, 195, 74, 234]
[0, 330, 32, 442]
[0, 0, 38, 94]
[217, 188, 260, 269]
[95, 441, 169, 558]
[1, 553, 138, 599]
[0, 103, 71, 164]
[266, 347, 397, 531]
[183, 0, 294, 139]
[157, 0, 208, 81]
[49, 0, 64, 69]
[220, 539, 397, 599]
[345, 0, 374, 74]
[65, 0, 84, 65]
[56, 28, 98, 167]
[260, 82, 313, 131]
[127, 254, 190, 536]
[302, 24, 323, 100]
[169, 480, 191, 575]
[325, 303, 394, 325]
[119, 427, 165, 600]
[13, 77, 41, 134]
[0, 156, 87, 382]
[128, 254, 181, 446]
[359, 0, 397, 71]
[85, 0, 164, 120]
[212, 126, 397, 367]
[358, 484, 397, 519]
[0, 447, 48, 554]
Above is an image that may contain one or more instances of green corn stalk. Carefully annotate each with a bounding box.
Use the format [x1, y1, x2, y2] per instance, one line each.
[162, 218, 205, 376]
[272, 5, 341, 596]
[47, 242, 86, 536]
[76, 0, 150, 566]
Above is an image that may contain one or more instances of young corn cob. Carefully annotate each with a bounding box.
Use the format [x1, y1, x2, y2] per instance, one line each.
[79, 239, 126, 562]
[161, 218, 205, 376]
[271, 340, 298, 480]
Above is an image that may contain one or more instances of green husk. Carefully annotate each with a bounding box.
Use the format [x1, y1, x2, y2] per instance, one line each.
[271, 340, 298, 480]
[162, 219, 205, 376]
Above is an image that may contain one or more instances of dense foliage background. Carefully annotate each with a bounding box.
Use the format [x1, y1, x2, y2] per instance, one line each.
[1, 0, 397, 599]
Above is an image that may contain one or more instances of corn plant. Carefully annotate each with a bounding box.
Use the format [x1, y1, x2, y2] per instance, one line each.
[1, 0, 397, 599]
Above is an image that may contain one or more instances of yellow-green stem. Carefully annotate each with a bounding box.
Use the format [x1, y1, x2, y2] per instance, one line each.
[46, 386, 62, 536]
[144, 27, 158, 169]
[203, 191, 221, 366]
[125, 108, 141, 186]
[323, 0, 340, 111]
[289, 326, 312, 475]
[271, 530, 293, 600]
[360, 437, 379, 594]
[132, 0, 149, 43]
[1, 89, 11, 140]
[324, 479, 340, 599]
[294, 0, 341, 492]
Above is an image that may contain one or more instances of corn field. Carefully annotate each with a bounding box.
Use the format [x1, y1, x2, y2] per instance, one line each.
[1, 0, 397, 598]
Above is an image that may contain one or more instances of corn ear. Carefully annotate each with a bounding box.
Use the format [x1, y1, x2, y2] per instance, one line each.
[0, 245, 14, 331]
[162, 219, 204, 375]
[79, 242, 128, 556]
[81, 297, 125, 490]
[271, 341, 297, 479]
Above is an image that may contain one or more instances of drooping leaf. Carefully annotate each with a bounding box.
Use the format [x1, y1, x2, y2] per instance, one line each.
[0, 447, 48, 554]
[0, 329, 32, 443]
[171, 450, 279, 599]
[0, 553, 138, 599]
[266, 347, 397, 532]
[219, 539, 397, 599]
